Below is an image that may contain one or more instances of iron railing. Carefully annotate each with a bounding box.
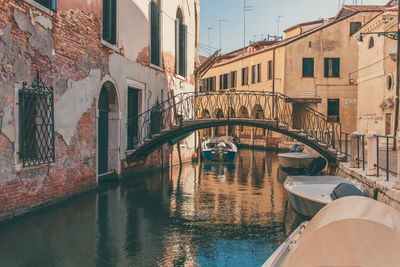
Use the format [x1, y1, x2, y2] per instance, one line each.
[351, 133, 396, 181]
[132, 90, 341, 153]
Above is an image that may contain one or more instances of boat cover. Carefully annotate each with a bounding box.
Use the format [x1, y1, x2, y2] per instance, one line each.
[282, 196, 400, 267]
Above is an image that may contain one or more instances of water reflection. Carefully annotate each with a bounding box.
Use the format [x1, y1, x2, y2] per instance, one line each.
[0, 149, 304, 266]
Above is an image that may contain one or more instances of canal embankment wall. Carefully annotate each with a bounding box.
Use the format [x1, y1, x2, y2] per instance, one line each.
[338, 163, 400, 212]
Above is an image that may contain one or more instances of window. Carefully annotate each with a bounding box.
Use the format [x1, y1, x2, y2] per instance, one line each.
[201, 77, 216, 92]
[230, 71, 237, 88]
[220, 74, 228, 90]
[151, 0, 161, 66]
[387, 74, 393, 90]
[350, 21, 361, 36]
[324, 58, 340, 78]
[327, 98, 340, 122]
[34, 0, 56, 11]
[268, 60, 273, 80]
[302, 58, 314, 77]
[251, 65, 256, 84]
[176, 8, 187, 76]
[257, 64, 261, 83]
[19, 74, 55, 167]
[102, 0, 117, 45]
[242, 67, 249, 85]
[127, 88, 139, 149]
[368, 37, 374, 49]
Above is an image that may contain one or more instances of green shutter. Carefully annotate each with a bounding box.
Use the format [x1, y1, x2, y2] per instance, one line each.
[175, 19, 180, 74]
[151, 1, 160, 66]
[179, 24, 187, 76]
[324, 58, 329, 77]
[350, 22, 361, 36]
[220, 75, 223, 90]
[212, 77, 216, 91]
[333, 58, 340, 77]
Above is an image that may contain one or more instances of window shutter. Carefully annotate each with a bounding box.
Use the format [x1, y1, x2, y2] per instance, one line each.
[151, 1, 160, 66]
[227, 72, 231, 88]
[220, 75, 223, 90]
[333, 58, 340, 77]
[324, 58, 329, 77]
[212, 77, 216, 91]
[51, 0, 57, 10]
[102, 0, 111, 42]
[175, 19, 180, 74]
[179, 24, 187, 76]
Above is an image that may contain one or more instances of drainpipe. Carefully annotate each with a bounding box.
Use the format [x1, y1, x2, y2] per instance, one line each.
[394, 6, 400, 149]
[272, 48, 276, 119]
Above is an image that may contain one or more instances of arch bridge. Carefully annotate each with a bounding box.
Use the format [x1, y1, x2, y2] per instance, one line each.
[126, 90, 345, 163]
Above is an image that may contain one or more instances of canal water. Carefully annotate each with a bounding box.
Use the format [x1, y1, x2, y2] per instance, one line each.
[0, 149, 304, 267]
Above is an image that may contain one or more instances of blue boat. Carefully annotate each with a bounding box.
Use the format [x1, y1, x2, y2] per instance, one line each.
[202, 139, 237, 161]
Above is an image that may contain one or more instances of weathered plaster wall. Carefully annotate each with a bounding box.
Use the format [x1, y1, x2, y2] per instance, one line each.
[0, 0, 108, 220]
[357, 13, 397, 135]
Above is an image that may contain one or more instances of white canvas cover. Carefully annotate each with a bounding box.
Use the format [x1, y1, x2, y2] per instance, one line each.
[282, 196, 400, 267]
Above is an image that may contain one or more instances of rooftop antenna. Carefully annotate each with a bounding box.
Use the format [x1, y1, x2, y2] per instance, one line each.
[219, 19, 228, 50]
[244, 0, 255, 48]
[207, 27, 213, 55]
[276, 16, 283, 36]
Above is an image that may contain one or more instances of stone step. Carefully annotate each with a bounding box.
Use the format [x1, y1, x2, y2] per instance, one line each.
[144, 139, 152, 144]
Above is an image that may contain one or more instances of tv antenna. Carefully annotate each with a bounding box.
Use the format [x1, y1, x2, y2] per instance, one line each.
[244, 0, 255, 48]
[219, 19, 228, 50]
[276, 16, 283, 36]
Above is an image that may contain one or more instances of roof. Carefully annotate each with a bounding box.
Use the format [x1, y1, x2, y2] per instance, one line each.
[212, 10, 373, 68]
[284, 19, 325, 33]
[341, 4, 387, 11]
[386, 0, 398, 7]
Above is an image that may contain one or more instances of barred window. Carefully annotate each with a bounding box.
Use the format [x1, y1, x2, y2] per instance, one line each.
[19, 73, 55, 167]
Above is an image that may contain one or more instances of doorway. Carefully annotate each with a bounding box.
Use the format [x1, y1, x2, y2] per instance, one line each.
[98, 81, 120, 176]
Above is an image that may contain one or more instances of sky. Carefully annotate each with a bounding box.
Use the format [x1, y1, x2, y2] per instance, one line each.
[199, 0, 388, 56]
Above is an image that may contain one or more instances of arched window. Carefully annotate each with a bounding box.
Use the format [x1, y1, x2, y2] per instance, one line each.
[368, 37, 374, 49]
[176, 8, 187, 77]
[386, 73, 393, 90]
[151, 0, 161, 66]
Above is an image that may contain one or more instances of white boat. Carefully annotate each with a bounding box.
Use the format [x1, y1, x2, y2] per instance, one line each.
[284, 175, 364, 217]
[201, 139, 237, 161]
[278, 152, 315, 169]
[263, 196, 400, 267]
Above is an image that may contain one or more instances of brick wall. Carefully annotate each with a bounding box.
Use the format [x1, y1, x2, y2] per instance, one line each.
[0, 0, 107, 220]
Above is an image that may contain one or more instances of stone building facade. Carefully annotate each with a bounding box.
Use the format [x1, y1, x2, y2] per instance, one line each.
[0, 0, 199, 220]
[355, 7, 398, 136]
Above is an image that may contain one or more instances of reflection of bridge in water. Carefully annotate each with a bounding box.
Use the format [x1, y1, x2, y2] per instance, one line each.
[127, 91, 346, 163]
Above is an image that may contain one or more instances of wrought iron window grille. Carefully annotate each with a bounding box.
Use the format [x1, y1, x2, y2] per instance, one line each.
[19, 72, 55, 167]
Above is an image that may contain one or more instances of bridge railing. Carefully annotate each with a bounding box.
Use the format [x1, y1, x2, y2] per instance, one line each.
[132, 90, 342, 155]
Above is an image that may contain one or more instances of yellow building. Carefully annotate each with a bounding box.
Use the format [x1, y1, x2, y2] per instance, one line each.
[354, 4, 397, 136]
[201, 4, 385, 144]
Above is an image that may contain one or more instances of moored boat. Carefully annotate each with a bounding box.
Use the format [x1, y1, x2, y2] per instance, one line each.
[263, 196, 400, 267]
[284, 175, 364, 217]
[202, 139, 237, 161]
[278, 152, 316, 169]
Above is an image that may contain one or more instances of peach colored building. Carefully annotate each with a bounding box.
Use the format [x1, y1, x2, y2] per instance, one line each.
[201, 4, 385, 145]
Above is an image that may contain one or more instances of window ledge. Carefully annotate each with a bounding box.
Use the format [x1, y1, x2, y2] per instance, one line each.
[23, 0, 54, 15]
[15, 162, 53, 173]
[101, 39, 120, 53]
[149, 63, 164, 72]
[176, 74, 186, 81]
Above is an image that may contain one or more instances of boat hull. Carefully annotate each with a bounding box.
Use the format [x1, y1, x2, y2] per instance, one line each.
[284, 176, 352, 217]
[202, 150, 236, 161]
[278, 153, 315, 169]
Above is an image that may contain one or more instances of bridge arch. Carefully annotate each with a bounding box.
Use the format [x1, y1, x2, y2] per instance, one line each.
[127, 119, 338, 163]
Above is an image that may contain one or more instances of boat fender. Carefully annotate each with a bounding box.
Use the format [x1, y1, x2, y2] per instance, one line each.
[330, 183, 366, 200]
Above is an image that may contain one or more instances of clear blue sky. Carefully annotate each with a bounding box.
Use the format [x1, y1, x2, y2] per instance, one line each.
[199, 0, 387, 56]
